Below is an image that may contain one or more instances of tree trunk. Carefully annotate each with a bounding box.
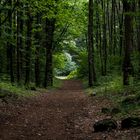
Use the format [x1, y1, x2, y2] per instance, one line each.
[44, 18, 55, 88]
[88, 0, 96, 87]
[110, 0, 114, 55]
[7, 0, 14, 83]
[102, 0, 107, 76]
[123, 0, 133, 85]
[35, 13, 41, 87]
[0, 0, 2, 77]
[17, 0, 23, 83]
[113, 0, 116, 55]
[119, 3, 124, 56]
[138, 0, 140, 78]
[25, 6, 32, 86]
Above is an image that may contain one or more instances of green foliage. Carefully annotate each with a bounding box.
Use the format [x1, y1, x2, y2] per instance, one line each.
[108, 55, 123, 74]
[0, 0, 140, 91]
[86, 75, 123, 96]
[53, 53, 66, 70]
[94, 75, 135, 95]
[131, 51, 139, 75]
[67, 69, 78, 79]
[76, 50, 88, 78]
[53, 77, 63, 89]
[54, 52, 76, 76]
[86, 75, 140, 118]
[0, 82, 37, 97]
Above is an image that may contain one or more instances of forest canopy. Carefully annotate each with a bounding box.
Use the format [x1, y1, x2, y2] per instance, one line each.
[0, 0, 139, 89]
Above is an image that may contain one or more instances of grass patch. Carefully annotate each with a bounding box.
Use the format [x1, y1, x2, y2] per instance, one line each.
[85, 75, 140, 118]
[85, 75, 123, 97]
[52, 77, 63, 89]
[0, 82, 39, 98]
[0, 77, 63, 98]
[67, 69, 78, 79]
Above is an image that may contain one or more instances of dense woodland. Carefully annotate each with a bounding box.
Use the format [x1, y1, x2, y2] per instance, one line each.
[0, 0, 140, 89]
[0, 0, 140, 139]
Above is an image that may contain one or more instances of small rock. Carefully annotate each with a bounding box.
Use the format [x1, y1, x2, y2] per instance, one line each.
[101, 108, 110, 114]
[121, 96, 136, 106]
[30, 87, 36, 91]
[111, 108, 121, 114]
[93, 119, 117, 132]
[121, 117, 140, 129]
[90, 92, 96, 97]
[37, 133, 41, 136]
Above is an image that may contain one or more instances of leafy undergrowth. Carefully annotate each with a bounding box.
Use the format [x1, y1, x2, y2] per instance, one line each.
[0, 78, 63, 103]
[0, 82, 38, 98]
[53, 77, 63, 87]
[67, 69, 78, 79]
[85, 75, 140, 119]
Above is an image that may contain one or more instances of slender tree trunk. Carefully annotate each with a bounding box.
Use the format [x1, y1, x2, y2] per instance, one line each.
[95, 0, 99, 50]
[119, 2, 124, 56]
[99, 23, 104, 75]
[88, 0, 96, 87]
[138, 0, 140, 78]
[0, 0, 1, 38]
[25, 7, 32, 86]
[7, 0, 14, 83]
[17, 0, 22, 83]
[106, 0, 110, 52]
[0, 0, 2, 77]
[123, 0, 133, 85]
[102, 0, 107, 76]
[113, 0, 116, 55]
[44, 18, 55, 88]
[35, 13, 41, 87]
[19, 6, 24, 80]
[110, 0, 114, 55]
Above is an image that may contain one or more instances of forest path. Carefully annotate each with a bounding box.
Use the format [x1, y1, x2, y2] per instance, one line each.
[0, 80, 138, 140]
[0, 80, 93, 140]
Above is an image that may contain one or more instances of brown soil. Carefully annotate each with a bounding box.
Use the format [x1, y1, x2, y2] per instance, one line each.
[0, 80, 140, 140]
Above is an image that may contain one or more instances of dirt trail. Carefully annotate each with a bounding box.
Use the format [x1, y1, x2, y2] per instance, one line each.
[0, 80, 91, 140]
[0, 80, 140, 140]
